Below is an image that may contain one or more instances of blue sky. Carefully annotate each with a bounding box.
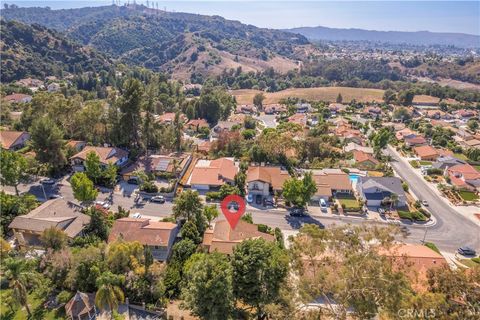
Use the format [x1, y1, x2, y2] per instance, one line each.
[3, 1, 480, 35]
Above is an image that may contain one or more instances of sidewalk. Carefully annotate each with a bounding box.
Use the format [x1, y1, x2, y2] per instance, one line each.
[388, 146, 480, 227]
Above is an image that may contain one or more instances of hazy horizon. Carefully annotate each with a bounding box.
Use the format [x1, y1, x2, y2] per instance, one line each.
[2, 1, 479, 35]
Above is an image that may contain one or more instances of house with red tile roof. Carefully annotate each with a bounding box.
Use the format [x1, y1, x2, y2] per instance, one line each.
[187, 157, 238, 190]
[352, 150, 380, 169]
[156, 112, 187, 124]
[70, 146, 129, 171]
[311, 169, 353, 202]
[0, 131, 30, 150]
[395, 128, 416, 141]
[108, 218, 179, 261]
[404, 135, 427, 147]
[236, 104, 257, 114]
[246, 166, 290, 196]
[2, 93, 32, 103]
[185, 118, 209, 132]
[66, 140, 86, 152]
[202, 220, 275, 254]
[446, 164, 480, 191]
[288, 114, 307, 127]
[264, 104, 287, 114]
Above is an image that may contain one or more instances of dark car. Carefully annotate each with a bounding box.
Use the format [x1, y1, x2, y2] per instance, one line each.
[255, 194, 262, 205]
[290, 207, 307, 217]
[458, 246, 476, 256]
[127, 178, 139, 185]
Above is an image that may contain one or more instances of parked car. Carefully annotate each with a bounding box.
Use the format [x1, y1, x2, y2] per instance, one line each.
[127, 178, 139, 185]
[263, 199, 275, 207]
[40, 178, 56, 185]
[290, 207, 308, 217]
[255, 194, 262, 205]
[458, 246, 476, 256]
[151, 196, 166, 203]
[422, 200, 429, 206]
[378, 208, 386, 215]
[132, 212, 142, 219]
[246, 194, 253, 203]
[320, 199, 328, 212]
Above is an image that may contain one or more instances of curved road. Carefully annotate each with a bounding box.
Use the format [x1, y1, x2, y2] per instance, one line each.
[385, 146, 480, 253]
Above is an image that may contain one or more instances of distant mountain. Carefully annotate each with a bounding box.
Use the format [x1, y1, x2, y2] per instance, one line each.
[0, 19, 111, 82]
[286, 26, 480, 48]
[1, 5, 311, 80]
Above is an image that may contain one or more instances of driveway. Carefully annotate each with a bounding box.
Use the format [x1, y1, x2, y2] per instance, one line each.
[256, 114, 277, 128]
[385, 145, 480, 253]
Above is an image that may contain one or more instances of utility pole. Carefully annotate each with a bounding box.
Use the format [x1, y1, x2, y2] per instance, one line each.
[422, 225, 428, 244]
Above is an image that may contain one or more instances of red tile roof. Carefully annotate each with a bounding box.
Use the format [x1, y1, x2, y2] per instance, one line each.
[189, 158, 238, 186]
[108, 218, 178, 246]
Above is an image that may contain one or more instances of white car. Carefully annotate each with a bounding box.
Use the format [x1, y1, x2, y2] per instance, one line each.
[422, 200, 429, 207]
[132, 212, 142, 219]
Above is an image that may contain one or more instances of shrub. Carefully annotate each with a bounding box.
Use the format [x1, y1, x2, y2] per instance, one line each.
[57, 290, 73, 304]
[398, 210, 413, 221]
[427, 168, 443, 176]
[419, 208, 431, 218]
[140, 181, 158, 193]
[424, 242, 440, 254]
[257, 224, 273, 234]
[402, 182, 409, 192]
[206, 191, 222, 202]
[472, 257, 480, 264]
[411, 211, 427, 221]
[409, 160, 420, 168]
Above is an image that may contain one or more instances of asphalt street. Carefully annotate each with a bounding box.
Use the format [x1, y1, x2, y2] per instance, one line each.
[385, 145, 480, 253]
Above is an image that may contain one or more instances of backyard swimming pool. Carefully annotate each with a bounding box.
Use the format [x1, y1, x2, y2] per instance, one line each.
[349, 174, 360, 183]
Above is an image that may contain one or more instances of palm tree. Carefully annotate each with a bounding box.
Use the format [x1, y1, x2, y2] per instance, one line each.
[3, 258, 37, 317]
[390, 193, 399, 210]
[95, 272, 125, 318]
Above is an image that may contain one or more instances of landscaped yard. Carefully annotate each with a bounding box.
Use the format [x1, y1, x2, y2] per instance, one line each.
[409, 160, 420, 168]
[0, 290, 63, 320]
[398, 210, 427, 222]
[454, 153, 468, 161]
[419, 161, 432, 166]
[458, 190, 479, 201]
[337, 196, 362, 211]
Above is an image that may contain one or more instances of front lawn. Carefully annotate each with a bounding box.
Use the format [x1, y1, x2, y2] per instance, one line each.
[419, 161, 432, 166]
[398, 210, 427, 222]
[337, 196, 362, 211]
[409, 160, 420, 168]
[454, 153, 468, 161]
[458, 190, 479, 201]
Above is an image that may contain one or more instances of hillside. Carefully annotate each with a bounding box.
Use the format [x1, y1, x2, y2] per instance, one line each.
[1, 5, 310, 80]
[0, 19, 111, 82]
[286, 26, 480, 48]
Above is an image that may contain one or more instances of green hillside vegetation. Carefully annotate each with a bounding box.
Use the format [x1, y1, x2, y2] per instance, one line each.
[0, 19, 111, 82]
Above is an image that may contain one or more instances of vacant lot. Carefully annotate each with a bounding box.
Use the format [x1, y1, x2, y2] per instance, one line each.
[231, 87, 385, 104]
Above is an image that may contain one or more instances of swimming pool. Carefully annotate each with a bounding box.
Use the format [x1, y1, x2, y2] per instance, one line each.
[349, 174, 360, 183]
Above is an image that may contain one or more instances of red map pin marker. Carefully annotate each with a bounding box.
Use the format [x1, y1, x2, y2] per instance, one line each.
[220, 194, 246, 230]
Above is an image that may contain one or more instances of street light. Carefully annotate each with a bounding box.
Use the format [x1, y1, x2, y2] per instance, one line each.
[422, 225, 428, 244]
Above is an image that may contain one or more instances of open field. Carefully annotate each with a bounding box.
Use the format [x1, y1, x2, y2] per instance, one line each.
[231, 87, 386, 104]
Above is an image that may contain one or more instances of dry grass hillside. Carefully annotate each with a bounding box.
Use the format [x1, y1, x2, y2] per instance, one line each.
[231, 87, 386, 104]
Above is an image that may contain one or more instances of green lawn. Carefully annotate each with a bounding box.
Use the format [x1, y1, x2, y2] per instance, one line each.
[398, 210, 427, 222]
[454, 153, 468, 161]
[409, 160, 420, 168]
[0, 290, 63, 320]
[337, 197, 362, 211]
[419, 161, 432, 166]
[475, 165, 480, 171]
[424, 242, 440, 254]
[458, 191, 479, 201]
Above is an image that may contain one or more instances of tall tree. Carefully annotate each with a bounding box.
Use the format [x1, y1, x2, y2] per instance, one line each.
[182, 253, 234, 320]
[30, 117, 67, 174]
[116, 78, 144, 149]
[0, 151, 29, 195]
[253, 93, 265, 110]
[282, 172, 317, 208]
[3, 258, 38, 317]
[231, 239, 289, 319]
[85, 151, 102, 184]
[173, 190, 203, 221]
[95, 272, 125, 315]
[70, 172, 98, 203]
[174, 110, 183, 152]
[203, 204, 219, 227]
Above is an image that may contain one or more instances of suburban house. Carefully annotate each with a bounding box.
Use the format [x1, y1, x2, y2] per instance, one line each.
[70, 146, 129, 171]
[413, 145, 440, 161]
[288, 114, 308, 127]
[185, 118, 209, 132]
[311, 169, 353, 202]
[47, 82, 61, 92]
[404, 135, 427, 147]
[156, 112, 186, 124]
[446, 164, 480, 191]
[432, 156, 467, 171]
[352, 150, 379, 169]
[9, 198, 90, 248]
[246, 166, 290, 196]
[379, 244, 447, 292]
[337, 128, 363, 145]
[344, 142, 374, 154]
[328, 103, 346, 115]
[66, 140, 87, 152]
[264, 104, 287, 114]
[422, 109, 451, 120]
[454, 109, 478, 120]
[356, 176, 407, 207]
[196, 140, 213, 155]
[235, 104, 256, 114]
[363, 106, 382, 117]
[395, 128, 416, 141]
[187, 157, 238, 190]
[213, 121, 240, 136]
[65, 291, 97, 320]
[202, 220, 275, 254]
[120, 153, 191, 180]
[295, 102, 312, 113]
[0, 130, 30, 150]
[15, 78, 44, 91]
[108, 218, 179, 261]
[2, 93, 32, 103]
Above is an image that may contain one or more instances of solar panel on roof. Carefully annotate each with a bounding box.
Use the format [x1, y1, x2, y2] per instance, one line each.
[156, 158, 170, 171]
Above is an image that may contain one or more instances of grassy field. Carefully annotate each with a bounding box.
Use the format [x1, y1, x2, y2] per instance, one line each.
[231, 87, 385, 104]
